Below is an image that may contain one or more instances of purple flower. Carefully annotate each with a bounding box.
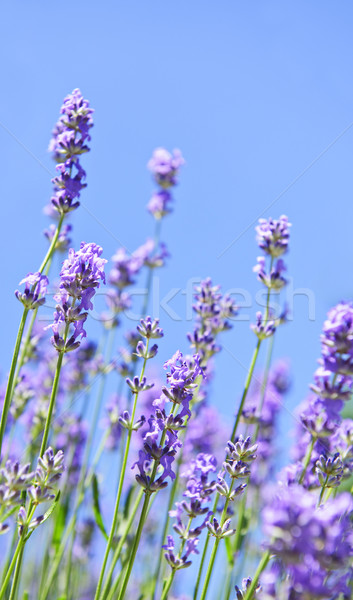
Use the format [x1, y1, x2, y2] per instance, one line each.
[49, 89, 94, 160]
[147, 189, 173, 219]
[49, 242, 106, 352]
[15, 272, 49, 310]
[253, 257, 287, 290]
[48, 89, 93, 214]
[187, 278, 238, 364]
[250, 311, 276, 340]
[164, 351, 202, 391]
[147, 148, 185, 189]
[263, 486, 353, 598]
[255, 215, 291, 257]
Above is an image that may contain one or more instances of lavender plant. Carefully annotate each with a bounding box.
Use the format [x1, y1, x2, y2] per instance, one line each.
[1, 88, 352, 600]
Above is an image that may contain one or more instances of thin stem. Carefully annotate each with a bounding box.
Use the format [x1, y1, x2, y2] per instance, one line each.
[94, 341, 150, 600]
[1, 504, 36, 600]
[194, 339, 262, 600]
[253, 335, 274, 441]
[116, 424, 170, 600]
[8, 545, 25, 600]
[0, 214, 65, 459]
[0, 308, 29, 456]
[103, 488, 144, 600]
[318, 474, 329, 506]
[160, 569, 176, 600]
[64, 328, 116, 594]
[199, 485, 234, 600]
[39, 428, 110, 600]
[38, 214, 65, 274]
[117, 491, 151, 600]
[152, 455, 181, 599]
[230, 339, 262, 442]
[39, 350, 65, 457]
[0, 537, 23, 599]
[13, 250, 55, 393]
[193, 535, 210, 600]
[140, 218, 162, 318]
[299, 436, 315, 485]
[243, 549, 271, 600]
[160, 516, 193, 600]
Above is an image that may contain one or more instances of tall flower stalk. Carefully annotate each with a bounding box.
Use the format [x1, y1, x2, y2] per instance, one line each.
[94, 318, 163, 599]
[0, 90, 94, 457]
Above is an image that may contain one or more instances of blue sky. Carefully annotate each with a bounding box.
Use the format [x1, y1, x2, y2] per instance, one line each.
[1, 1, 353, 441]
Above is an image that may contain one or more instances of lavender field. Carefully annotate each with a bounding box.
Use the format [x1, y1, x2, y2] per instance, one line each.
[1, 4, 353, 600]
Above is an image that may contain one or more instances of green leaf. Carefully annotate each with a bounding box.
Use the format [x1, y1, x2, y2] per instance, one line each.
[92, 474, 108, 541]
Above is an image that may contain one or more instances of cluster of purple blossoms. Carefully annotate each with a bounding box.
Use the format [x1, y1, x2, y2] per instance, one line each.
[147, 148, 185, 219]
[0, 448, 64, 534]
[187, 278, 238, 365]
[210, 436, 257, 538]
[48, 88, 94, 215]
[15, 272, 49, 310]
[255, 215, 290, 256]
[251, 215, 291, 340]
[49, 242, 106, 353]
[164, 453, 217, 570]
[262, 486, 353, 599]
[234, 578, 260, 599]
[132, 346, 203, 493]
[291, 301, 353, 488]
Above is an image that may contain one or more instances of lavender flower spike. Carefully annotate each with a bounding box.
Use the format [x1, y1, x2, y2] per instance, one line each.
[15, 272, 49, 310]
[256, 215, 291, 257]
[147, 148, 185, 189]
[49, 242, 107, 352]
[49, 89, 94, 215]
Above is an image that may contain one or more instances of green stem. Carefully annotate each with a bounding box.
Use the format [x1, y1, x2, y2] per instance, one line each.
[299, 436, 315, 485]
[199, 486, 234, 600]
[94, 342, 150, 600]
[318, 474, 329, 506]
[160, 569, 177, 600]
[194, 536, 210, 600]
[0, 308, 29, 457]
[244, 550, 271, 600]
[39, 349, 65, 457]
[194, 338, 262, 600]
[160, 516, 193, 600]
[8, 544, 25, 600]
[152, 455, 181, 599]
[0, 214, 65, 459]
[253, 335, 274, 441]
[117, 491, 152, 600]
[64, 328, 116, 594]
[116, 423, 170, 600]
[0, 537, 23, 599]
[1, 504, 36, 600]
[39, 428, 110, 600]
[103, 488, 144, 600]
[38, 214, 65, 273]
[14, 250, 55, 392]
[230, 339, 262, 442]
[140, 218, 161, 318]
